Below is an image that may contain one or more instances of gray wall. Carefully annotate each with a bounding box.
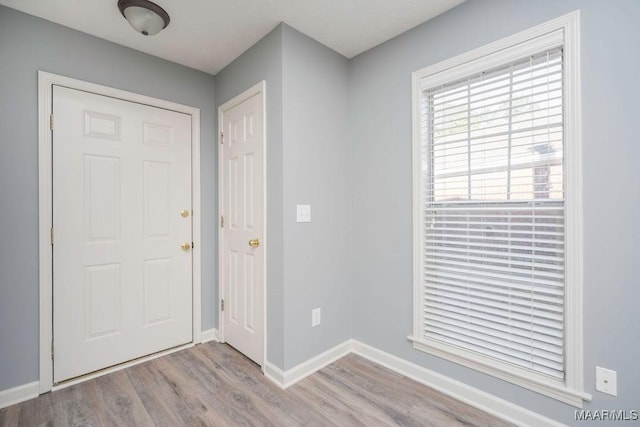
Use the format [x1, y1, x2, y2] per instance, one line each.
[0, 5, 217, 391]
[349, 0, 640, 424]
[281, 25, 351, 369]
[214, 25, 286, 367]
[214, 24, 351, 370]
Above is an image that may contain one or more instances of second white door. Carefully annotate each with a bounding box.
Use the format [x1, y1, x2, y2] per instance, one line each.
[220, 85, 265, 366]
[53, 86, 193, 383]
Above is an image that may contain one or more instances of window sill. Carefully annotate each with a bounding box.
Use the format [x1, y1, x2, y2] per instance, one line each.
[407, 336, 591, 407]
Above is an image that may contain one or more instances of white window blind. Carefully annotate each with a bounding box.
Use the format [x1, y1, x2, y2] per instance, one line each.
[421, 47, 566, 380]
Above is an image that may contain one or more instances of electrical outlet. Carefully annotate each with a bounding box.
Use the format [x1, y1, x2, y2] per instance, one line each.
[312, 308, 321, 327]
[596, 367, 617, 396]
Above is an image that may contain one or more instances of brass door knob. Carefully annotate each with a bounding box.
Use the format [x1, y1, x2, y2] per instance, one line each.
[248, 238, 260, 248]
[181, 242, 191, 251]
[181, 210, 190, 218]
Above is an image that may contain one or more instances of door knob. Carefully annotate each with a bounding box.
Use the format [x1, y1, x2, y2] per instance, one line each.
[181, 242, 191, 251]
[181, 209, 190, 218]
[248, 238, 260, 248]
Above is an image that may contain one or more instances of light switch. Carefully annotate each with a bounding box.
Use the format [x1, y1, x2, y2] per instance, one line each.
[312, 308, 321, 327]
[595, 367, 617, 396]
[296, 204, 311, 223]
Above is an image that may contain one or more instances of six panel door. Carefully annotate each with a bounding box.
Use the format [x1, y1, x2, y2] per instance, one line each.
[221, 91, 265, 366]
[52, 86, 193, 383]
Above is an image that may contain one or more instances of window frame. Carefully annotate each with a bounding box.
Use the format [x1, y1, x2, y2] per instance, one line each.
[410, 11, 590, 407]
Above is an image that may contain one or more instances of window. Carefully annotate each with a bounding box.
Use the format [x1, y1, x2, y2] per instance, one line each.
[411, 12, 589, 406]
[425, 47, 565, 378]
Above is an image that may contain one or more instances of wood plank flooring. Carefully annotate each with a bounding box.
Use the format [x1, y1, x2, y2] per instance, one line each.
[0, 342, 513, 427]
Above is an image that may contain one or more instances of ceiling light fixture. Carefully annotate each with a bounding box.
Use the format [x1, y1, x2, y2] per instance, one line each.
[118, 0, 170, 36]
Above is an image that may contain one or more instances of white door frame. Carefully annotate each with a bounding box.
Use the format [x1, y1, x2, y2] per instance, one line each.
[37, 71, 202, 393]
[217, 81, 267, 368]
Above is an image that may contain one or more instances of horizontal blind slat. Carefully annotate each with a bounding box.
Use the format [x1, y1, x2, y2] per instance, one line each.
[424, 281, 563, 314]
[423, 272, 564, 298]
[424, 330, 564, 376]
[424, 249, 565, 272]
[424, 327, 564, 369]
[424, 246, 565, 264]
[430, 123, 563, 148]
[424, 239, 564, 257]
[423, 300, 564, 338]
[425, 257, 565, 281]
[425, 229, 564, 248]
[425, 284, 564, 316]
[424, 218, 565, 229]
[423, 298, 563, 330]
[423, 315, 564, 353]
[425, 225, 565, 240]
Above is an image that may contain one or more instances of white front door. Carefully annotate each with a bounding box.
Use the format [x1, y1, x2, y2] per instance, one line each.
[52, 85, 193, 383]
[220, 86, 265, 366]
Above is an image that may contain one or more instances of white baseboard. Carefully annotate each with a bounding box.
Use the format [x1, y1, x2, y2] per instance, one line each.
[264, 339, 353, 389]
[1, 338, 563, 426]
[351, 341, 565, 427]
[263, 362, 286, 388]
[0, 381, 39, 410]
[200, 328, 219, 343]
[263, 339, 563, 427]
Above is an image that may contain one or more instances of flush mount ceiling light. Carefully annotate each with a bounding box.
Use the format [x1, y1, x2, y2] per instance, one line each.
[118, 0, 170, 36]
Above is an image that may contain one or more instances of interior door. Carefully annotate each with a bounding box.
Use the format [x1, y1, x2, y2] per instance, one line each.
[52, 85, 193, 383]
[220, 89, 265, 366]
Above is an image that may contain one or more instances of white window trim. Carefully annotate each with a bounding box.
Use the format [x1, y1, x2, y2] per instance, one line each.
[410, 11, 591, 407]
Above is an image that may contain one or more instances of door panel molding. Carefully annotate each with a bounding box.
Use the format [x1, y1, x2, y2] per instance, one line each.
[38, 71, 202, 393]
[218, 81, 267, 367]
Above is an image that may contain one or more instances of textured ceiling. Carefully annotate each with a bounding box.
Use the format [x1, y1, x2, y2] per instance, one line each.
[0, 0, 464, 75]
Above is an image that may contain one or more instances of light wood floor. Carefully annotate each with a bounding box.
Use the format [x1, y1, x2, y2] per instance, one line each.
[0, 342, 512, 426]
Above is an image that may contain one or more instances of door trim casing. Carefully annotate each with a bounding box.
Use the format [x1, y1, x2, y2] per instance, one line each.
[37, 71, 202, 393]
[217, 81, 267, 368]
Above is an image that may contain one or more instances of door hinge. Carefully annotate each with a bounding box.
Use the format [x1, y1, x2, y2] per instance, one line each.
[51, 341, 54, 360]
[50, 227, 54, 245]
[50, 114, 54, 130]
[221, 299, 225, 312]
[220, 215, 224, 228]
[220, 132, 224, 144]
